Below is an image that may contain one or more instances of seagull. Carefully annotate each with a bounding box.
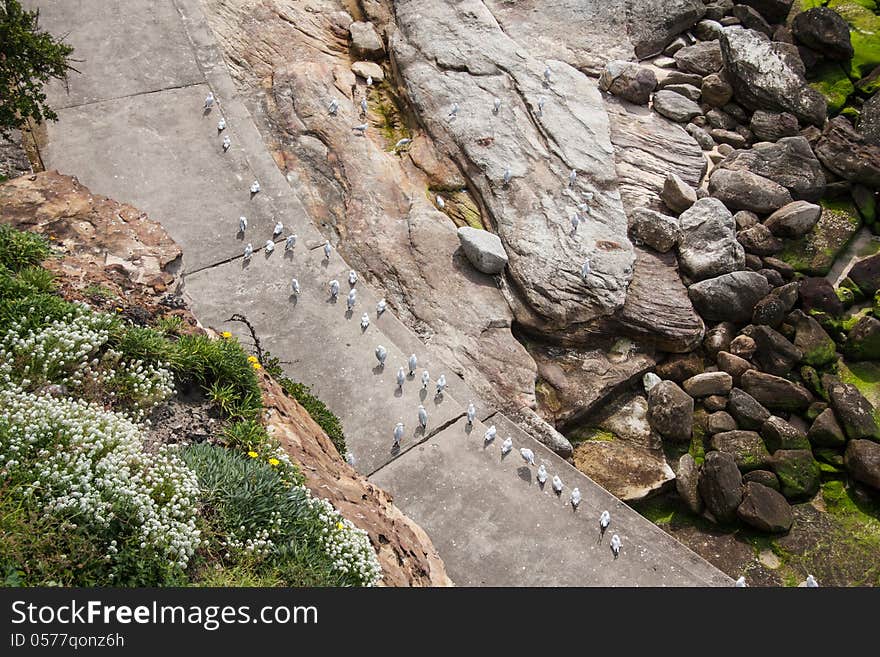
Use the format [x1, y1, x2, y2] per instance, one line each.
[418, 404, 428, 429]
[582, 191, 594, 202]
[273, 221, 283, 237]
[436, 195, 445, 210]
[291, 278, 300, 295]
[329, 279, 340, 299]
[552, 475, 564, 494]
[421, 370, 430, 389]
[466, 402, 476, 425]
[543, 65, 552, 84]
[243, 243, 253, 259]
[250, 180, 260, 194]
[345, 452, 356, 466]
[393, 422, 404, 446]
[361, 313, 370, 330]
[501, 436, 512, 455]
[285, 234, 297, 251]
[217, 117, 226, 131]
[570, 214, 580, 233]
[375, 345, 387, 367]
[537, 464, 548, 485]
[394, 138, 412, 151]
[599, 510, 611, 535]
[577, 202, 591, 215]
[484, 425, 496, 443]
[264, 239, 275, 254]
[347, 288, 357, 311]
[360, 98, 368, 114]
[537, 96, 545, 115]
[805, 575, 819, 588]
[610, 534, 621, 559]
[348, 270, 358, 286]
[323, 241, 332, 259]
[581, 258, 591, 280]
[435, 374, 447, 395]
[569, 169, 577, 187]
[734, 576, 747, 587]
[204, 92, 215, 109]
[328, 98, 339, 115]
[397, 366, 406, 389]
[408, 354, 418, 375]
[448, 103, 459, 119]
[377, 299, 387, 315]
[353, 123, 368, 134]
[238, 216, 247, 233]
[366, 75, 373, 86]
[520, 447, 535, 466]
[222, 135, 231, 151]
[502, 167, 512, 185]
[493, 97, 501, 114]
[570, 488, 581, 508]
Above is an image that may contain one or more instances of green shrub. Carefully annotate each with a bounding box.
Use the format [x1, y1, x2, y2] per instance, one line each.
[279, 379, 347, 457]
[0, 223, 52, 271]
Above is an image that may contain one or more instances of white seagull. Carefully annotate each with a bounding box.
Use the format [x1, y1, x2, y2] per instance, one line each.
[238, 216, 247, 233]
[569, 169, 577, 187]
[493, 97, 501, 114]
[394, 138, 413, 152]
[435, 374, 447, 395]
[377, 299, 387, 315]
[353, 123, 368, 134]
[264, 239, 275, 254]
[436, 195, 445, 210]
[581, 258, 591, 280]
[418, 404, 428, 429]
[520, 447, 535, 466]
[393, 422, 404, 446]
[323, 241, 332, 259]
[217, 117, 226, 131]
[360, 98, 368, 114]
[361, 313, 370, 330]
[204, 92, 215, 109]
[570, 214, 580, 233]
[408, 354, 418, 375]
[537, 96, 545, 115]
[610, 534, 621, 558]
[599, 510, 611, 534]
[484, 425, 497, 443]
[570, 488, 581, 508]
[448, 103, 459, 119]
[285, 234, 297, 251]
[543, 65, 552, 83]
[375, 345, 387, 367]
[273, 221, 284, 237]
[502, 167, 512, 185]
[348, 270, 358, 286]
[577, 202, 591, 216]
[501, 436, 513, 455]
[243, 243, 253, 259]
[466, 402, 476, 425]
[222, 135, 231, 151]
[397, 366, 406, 389]
[537, 464, 548, 485]
[734, 576, 747, 587]
[347, 288, 357, 310]
[366, 75, 373, 86]
[805, 575, 819, 588]
[250, 180, 260, 194]
[552, 475, 564, 494]
[291, 278, 300, 295]
[421, 370, 430, 389]
[329, 279, 340, 299]
[328, 98, 339, 115]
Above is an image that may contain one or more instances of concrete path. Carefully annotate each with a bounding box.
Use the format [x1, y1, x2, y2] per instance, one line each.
[29, 0, 730, 586]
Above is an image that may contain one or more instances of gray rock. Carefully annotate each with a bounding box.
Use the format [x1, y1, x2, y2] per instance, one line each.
[743, 469, 780, 491]
[677, 197, 745, 280]
[731, 5, 773, 37]
[661, 173, 698, 214]
[702, 73, 734, 107]
[847, 253, 880, 296]
[734, 210, 759, 230]
[719, 26, 827, 126]
[676, 453, 704, 514]
[688, 271, 771, 322]
[599, 60, 658, 105]
[738, 224, 782, 256]
[750, 110, 800, 142]
[674, 40, 724, 76]
[686, 122, 715, 150]
[628, 0, 708, 59]
[740, 324, 802, 376]
[664, 36, 690, 57]
[457, 226, 508, 274]
[349, 21, 385, 59]
[708, 168, 793, 214]
[751, 294, 787, 327]
[815, 117, 880, 189]
[648, 380, 695, 443]
[684, 371, 734, 397]
[764, 200, 822, 238]
[771, 449, 821, 500]
[659, 71, 705, 88]
[736, 482, 793, 532]
[736, 0, 793, 24]
[718, 137, 826, 202]
[706, 108, 739, 130]
[791, 309, 836, 367]
[652, 55, 679, 68]
[629, 208, 681, 253]
[792, 7, 854, 62]
[665, 83, 702, 102]
[861, 92, 879, 146]
[710, 128, 748, 148]
[698, 450, 744, 523]
[708, 411, 738, 434]
[728, 387, 771, 430]
[740, 369, 813, 412]
[705, 0, 735, 22]
[717, 350, 753, 382]
[845, 314, 880, 362]
[695, 19, 724, 41]
[350, 60, 384, 82]
[704, 321, 737, 358]
[761, 416, 810, 453]
[827, 381, 880, 441]
[653, 89, 704, 123]
[845, 440, 880, 491]
[806, 407, 846, 448]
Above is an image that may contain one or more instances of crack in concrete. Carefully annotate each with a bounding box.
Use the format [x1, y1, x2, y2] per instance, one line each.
[367, 412, 466, 477]
[55, 81, 206, 111]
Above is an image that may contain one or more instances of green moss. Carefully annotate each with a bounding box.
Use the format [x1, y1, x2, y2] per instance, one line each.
[836, 285, 856, 307]
[827, 1, 880, 79]
[535, 379, 562, 416]
[368, 84, 411, 150]
[773, 451, 822, 500]
[633, 496, 678, 525]
[778, 199, 861, 275]
[568, 426, 616, 444]
[801, 365, 828, 400]
[810, 63, 855, 114]
[836, 358, 880, 426]
[428, 187, 484, 229]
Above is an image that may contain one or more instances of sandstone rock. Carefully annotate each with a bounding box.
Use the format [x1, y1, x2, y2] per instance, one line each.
[677, 197, 745, 280]
[457, 226, 508, 274]
[710, 430, 772, 470]
[790, 309, 837, 366]
[771, 449, 821, 500]
[846, 314, 880, 361]
[743, 468, 781, 491]
[628, 0, 708, 59]
[706, 108, 739, 130]
[719, 26, 827, 126]
[629, 208, 681, 252]
[653, 89, 704, 122]
[349, 21, 385, 59]
[708, 169, 793, 213]
[740, 369, 813, 412]
[656, 352, 705, 383]
[736, 481, 794, 532]
[761, 416, 810, 453]
[827, 381, 880, 441]
[806, 407, 846, 448]
[710, 128, 748, 148]
[731, 4, 773, 37]
[686, 122, 716, 149]
[688, 271, 771, 322]
[595, 393, 662, 448]
[674, 40, 724, 76]
[741, 324, 803, 376]
[734, 210, 759, 230]
[676, 453, 704, 514]
[717, 137, 826, 202]
[662, 173, 698, 214]
[648, 380, 695, 442]
[708, 411, 738, 434]
[699, 450, 744, 523]
[764, 200, 822, 238]
[844, 439, 880, 491]
[350, 60, 384, 81]
[730, 334, 757, 358]
[664, 83, 702, 102]
[728, 387, 772, 429]
[792, 7, 854, 62]
[717, 351, 753, 382]
[705, 321, 738, 357]
[599, 60, 658, 105]
[660, 71, 705, 88]
[750, 110, 800, 142]
[814, 117, 880, 189]
[516, 408, 574, 458]
[701, 73, 734, 107]
[705, 395, 730, 412]
[684, 371, 734, 397]
[573, 440, 675, 501]
[738, 224, 782, 256]
[847, 253, 880, 296]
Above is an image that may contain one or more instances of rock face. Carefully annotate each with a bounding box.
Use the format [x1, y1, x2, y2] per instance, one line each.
[844, 440, 880, 490]
[792, 7, 854, 62]
[736, 482, 793, 533]
[677, 197, 745, 280]
[764, 201, 822, 238]
[653, 89, 704, 122]
[827, 381, 880, 441]
[708, 169, 793, 214]
[599, 60, 657, 105]
[647, 380, 694, 442]
[719, 26, 827, 126]
[457, 227, 508, 275]
[699, 450, 744, 523]
[349, 21, 385, 59]
[572, 440, 675, 501]
[629, 208, 682, 252]
[814, 117, 880, 189]
[688, 271, 771, 322]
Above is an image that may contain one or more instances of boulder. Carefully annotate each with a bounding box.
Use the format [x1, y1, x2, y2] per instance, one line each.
[350, 60, 384, 81]
[572, 440, 675, 501]
[628, 0, 708, 59]
[676, 453, 704, 514]
[708, 411, 738, 434]
[737, 0, 793, 24]
[861, 91, 879, 146]
[710, 430, 773, 470]
[792, 7, 854, 62]
[764, 201, 822, 238]
[750, 110, 800, 142]
[629, 208, 681, 253]
[743, 468, 781, 491]
[655, 352, 704, 383]
[740, 369, 813, 412]
[736, 482, 794, 532]
[730, 334, 757, 359]
[827, 380, 880, 441]
[728, 387, 772, 430]
[688, 271, 771, 322]
[814, 117, 880, 189]
[695, 18, 724, 40]
[705, 395, 730, 412]
[717, 137, 826, 202]
[708, 169, 793, 213]
[710, 128, 748, 149]
[738, 224, 782, 256]
[741, 324, 803, 376]
[660, 71, 706, 89]
[846, 314, 880, 361]
[791, 310, 837, 366]
[647, 380, 695, 442]
[674, 40, 724, 76]
[698, 450, 744, 523]
[653, 89, 704, 122]
[734, 210, 759, 230]
[457, 226, 508, 274]
[717, 351, 753, 383]
[798, 277, 844, 316]
[349, 21, 385, 59]
[677, 197, 745, 280]
[684, 371, 734, 397]
[704, 321, 738, 358]
[847, 253, 880, 295]
[731, 5, 773, 37]
[702, 73, 734, 107]
[761, 416, 810, 453]
[844, 440, 880, 490]
[599, 60, 658, 105]
[806, 407, 846, 448]
[719, 26, 827, 126]
[665, 83, 702, 102]
[661, 173, 698, 214]
[771, 449, 821, 500]
[751, 294, 787, 327]
[686, 122, 715, 150]
[705, 0, 735, 22]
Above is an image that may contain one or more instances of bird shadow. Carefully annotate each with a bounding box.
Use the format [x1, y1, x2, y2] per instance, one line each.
[516, 467, 532, 484]
[597, 528, 607, 545]
[361, 323, 369, 334]
[321, 259, 330, 269]
[288, 295, 298, 307]
[433, 392, 444, 405]
[570, 503, 579, 513]
[482, 438, 494, 451]
[407, 371, 416, 380]
[372, 364, 384, 376]
[344, 308, 353, 320]
[241, 258, 251, 270]
[390, 443, 401, 457]
[263, 249, 273, 260]
[612, 548, 619, 561]
[284, 249, 295, 261]
[250, 191, 258, 200]
[569, 229, 578, 239]
[328, 295, 338, 304]
[393, 387, 403, 399]
[415, 425, 426, 438]
[203, 106, 213, 116]
[464, 422, 473, 436]
[236, 231, 245, 241]
[500, 449, 509, 460]
[419, 388, 427, 402]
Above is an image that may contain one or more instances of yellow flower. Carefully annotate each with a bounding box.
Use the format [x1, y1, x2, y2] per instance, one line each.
[268, 457, 280, 466]
[115, 307, 123, 313]
[251, 362, 262, 370]
[247, 451, 258, 458]
[336, 521, 345, 531]
[247, 355, 258, 363]
[221, 331, 232, 339]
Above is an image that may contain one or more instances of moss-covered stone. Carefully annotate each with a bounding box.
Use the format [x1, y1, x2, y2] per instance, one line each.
[810, 63, 855, 114]
[836, 358, 880, 427]
[815, 447, 847, 468]
[801, 365, 828, 400]
[772, 449, 822, 500]
[568, 426, 616, 443]
[778, 199, 862, 275]
[839, 276, 867, 302]
[827, 1, 880, 79]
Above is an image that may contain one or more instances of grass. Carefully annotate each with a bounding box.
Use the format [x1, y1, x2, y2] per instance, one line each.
[82, 283, 116, 301]
[0, 223, 52, 272]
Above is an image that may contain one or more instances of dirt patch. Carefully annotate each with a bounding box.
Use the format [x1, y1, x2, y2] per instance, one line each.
[143, 384, 227, 452]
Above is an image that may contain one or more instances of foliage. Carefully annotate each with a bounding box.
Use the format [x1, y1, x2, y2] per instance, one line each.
[0, 223, 52, 272]
[0, 0, 74, 137]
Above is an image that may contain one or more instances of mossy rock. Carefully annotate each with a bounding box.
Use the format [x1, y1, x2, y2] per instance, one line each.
[777, 199, 861, 275]
[815, 447, 847, 468]
[810, 63, 855, 114]
[827, 1, 880, 79]
[836, 358, 880, 426]
[801, 365, 828, 399]
[568, 426, 617, 444]
[852, 186, 877, 224]
[772, 449, 822, 500]
[840, 276, 867, 302]
[836, 285, 856, 307]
